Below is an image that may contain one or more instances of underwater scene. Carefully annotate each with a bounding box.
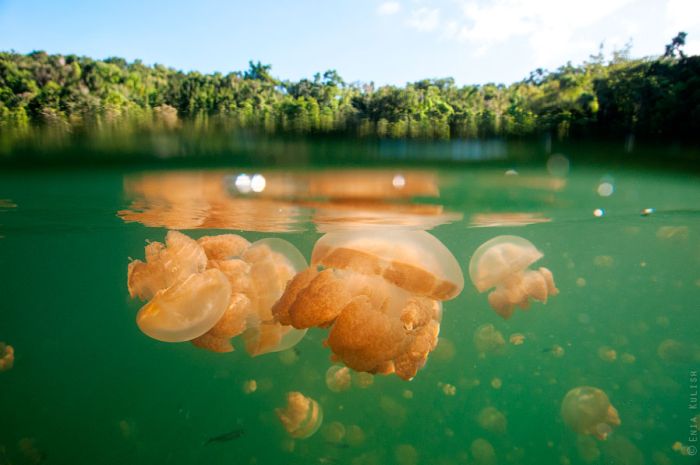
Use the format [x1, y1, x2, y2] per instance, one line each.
[0, 161, 699, 465]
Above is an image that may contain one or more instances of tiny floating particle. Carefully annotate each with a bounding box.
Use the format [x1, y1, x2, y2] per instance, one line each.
[509, 333, 525, 346]
[620, 353, 636, 364]
[490, 378, 503, 390]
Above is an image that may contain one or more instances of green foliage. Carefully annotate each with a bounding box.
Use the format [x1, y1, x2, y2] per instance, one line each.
[0, 47, 698, 140]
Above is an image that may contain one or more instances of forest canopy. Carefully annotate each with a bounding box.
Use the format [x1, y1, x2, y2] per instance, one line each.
[1, 35, 698, 141]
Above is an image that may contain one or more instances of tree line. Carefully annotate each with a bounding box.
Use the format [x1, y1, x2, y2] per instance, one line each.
[1, 34, 698, 141]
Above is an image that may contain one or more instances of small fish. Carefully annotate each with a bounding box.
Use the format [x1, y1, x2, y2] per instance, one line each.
[205, 429, 245, 445]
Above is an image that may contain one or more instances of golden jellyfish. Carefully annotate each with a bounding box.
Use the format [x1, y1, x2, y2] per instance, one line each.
[137, 269, 231, 342]
[127, 231, 307, 353]
[477, 406, 507, 434]
[561, 386, 621, 440]
[345, 424, 366, 447]
[0, 342, 14, 372]
[321, 421, 346, 443]
[276, 391, 323, 439]
[473, 324, 506, 356]
[128, 230, 207, 301]
[395, 444, 419, 465]
[470, 438, 497, 465]
[597, 346, 617, 362]
[325, 365, 352, 393]
[469, 235, 558, 319]
[273, 229, 464, 380]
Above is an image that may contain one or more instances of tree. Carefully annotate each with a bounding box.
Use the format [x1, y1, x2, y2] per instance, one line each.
[664, 32, 688, 59]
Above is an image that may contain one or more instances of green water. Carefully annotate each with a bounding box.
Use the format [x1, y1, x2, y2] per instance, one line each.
[0, 158, 699, 465]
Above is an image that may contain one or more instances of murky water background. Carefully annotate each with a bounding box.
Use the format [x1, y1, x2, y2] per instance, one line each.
[0, 158, 699, 465]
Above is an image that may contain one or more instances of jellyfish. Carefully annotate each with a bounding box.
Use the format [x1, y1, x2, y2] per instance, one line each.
[128, 231, 307, 354]
[325, 365, 352, 393]
[272, 229, 464, 380]
[128, 231, 207, 301]
[561, 386, 621, 440]
[470, 438, 497, 465]
[345, 425, 365, 447]
[137, 269, 231, 342]
[276, 392, 323, 439]
[0, 342, 14, 372]
[195, 236, 308, 355]
[469, 235, 558, 319]
[473, 324, 506, 356]
[576, 436, 601, 463]
[477, 407, 507, 434]
[394, 444, 419, 465]
[321, 421, 346, 443]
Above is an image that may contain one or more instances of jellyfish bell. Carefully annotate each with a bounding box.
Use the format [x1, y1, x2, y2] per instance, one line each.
[276, 392, 323, 439]
[136, 269, 231, 342]
[561, 386, 621, 440]
[311, 230, 464, 300]
[469, 235, 558, 319]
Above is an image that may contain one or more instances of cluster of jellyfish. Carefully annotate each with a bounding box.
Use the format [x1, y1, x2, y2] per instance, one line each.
[127, 230, 307, 355]
[126, 230, 624, 445]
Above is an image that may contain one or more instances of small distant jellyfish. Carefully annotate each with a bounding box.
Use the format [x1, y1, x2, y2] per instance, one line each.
[469, 236, 558, 319]
[473, 323, 506, 356]
[345, 425, 365, 447]
[561, 386, 621, 440]
[243, 379, 257, 394]
[0, 342, 14, 372]
[276, 392, 323, 439]
[477, 406, 507, 434]
[321, 421, 346, 444]
[394, 444, 419, 465]
[597, 346, 617, 363]
[470, 438, 497, 465]
[352, 371, 374, 389]
[325, 365, 352, 393]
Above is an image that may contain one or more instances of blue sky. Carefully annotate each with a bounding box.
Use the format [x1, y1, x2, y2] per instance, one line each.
[1, 0, 698, 86]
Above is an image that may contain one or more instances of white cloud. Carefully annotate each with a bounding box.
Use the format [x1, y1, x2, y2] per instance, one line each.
[406, 7, 440, 32]
[377, 1, 401, 15]
[440, 0, 638, 67]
